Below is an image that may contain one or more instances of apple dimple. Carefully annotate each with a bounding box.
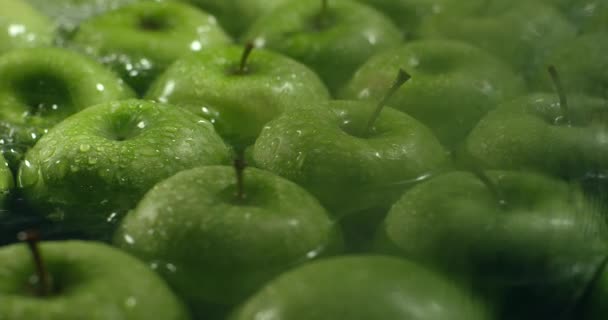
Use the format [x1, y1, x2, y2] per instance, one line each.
[137, 12, 173, 32]
[14, 72, 72, 117]
[103, 113, 147, 142]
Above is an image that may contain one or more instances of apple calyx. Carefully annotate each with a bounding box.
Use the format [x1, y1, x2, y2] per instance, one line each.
[364, 68, 411, 135]
[17, 230, 52, 297]
[548, 65, 571, 126]
[233, 155, 247, 201]
[470, 168, 507, 209]
[237, 42, 255, 75]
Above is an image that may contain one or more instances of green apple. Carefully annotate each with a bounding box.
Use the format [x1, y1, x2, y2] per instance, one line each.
[114, 165, 341, 318]
[17, 99, 231, 239]
[0, 236, 190, 319]
[376, 170, 608, 318]
[25, 0, 140, 41]
[146, 44, 330, 151]
[341, 40, 525, 150]
[463, 93, 608, 179]
[252, 96, 449, 217]
[537, 0, 607, 33]
[0, 0, 54, 54]
[231, 255, 491, 320]
[71, 1, 232, 95]
[417, 1, 577, 81]
[529, 33, 608, 98]
[0, 47, 135, 170]
[243, 0, 402, 94]
[184, 0, 292, 37]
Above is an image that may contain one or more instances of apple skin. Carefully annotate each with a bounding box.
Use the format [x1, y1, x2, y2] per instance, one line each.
[341, 40, 525, 150]
[243, 0, 402, 94]
[146, 45, 330, 151]
[463, 93, 608, 179]
[417, 1, 577, 81]
[71, 1, 232, 95]
[376, 170, 608, 318]
[0, 0, 54, 54]
[184, 0, 291, 37]
[230, 255, 491, 320]
[17, 99, 232, 239]
[253, 100, 449, 217]
[529, 33, 608, 98]
[0, 47, 135, 170]
[114, 165, 342, 318]
[0, 240, 190, 320]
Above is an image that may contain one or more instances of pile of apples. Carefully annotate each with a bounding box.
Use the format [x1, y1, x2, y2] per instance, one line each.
[1, 0, 607, 319]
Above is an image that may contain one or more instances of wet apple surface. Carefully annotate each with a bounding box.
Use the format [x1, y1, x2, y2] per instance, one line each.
[1, 0, 608, 319]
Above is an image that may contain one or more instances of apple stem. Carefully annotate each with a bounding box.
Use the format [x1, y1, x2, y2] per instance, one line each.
[548, 65, 571, 126]
[317, 0, 329, 28]
[17, 230, 51, 297]
[365, 69, 411, 135]
[239, 42, 255, 74]
[471, 169, 507, 209]
[234, 155, 247, 201]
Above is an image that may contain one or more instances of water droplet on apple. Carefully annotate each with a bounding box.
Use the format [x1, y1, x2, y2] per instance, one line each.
[79, 144, 91, 152]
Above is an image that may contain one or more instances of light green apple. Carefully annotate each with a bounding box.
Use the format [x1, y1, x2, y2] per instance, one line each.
[184, 0, 292, 37]
[463, 93, 608, 179]
[71, 1, 232, 95]
[0, 0, 54, 54]
[417, 1, 577, 81]
[146, 44, 330, 151]
[341, 40, 525, 149]
[376, 170, 608, 318]
[114, 165, 341, 318]
[243, 0, 402, 94]
[17, 99, 231, 239]
[529, 33, 608, 98]
[0, 47, 135, 169]
[231, 255, 491, 320]
[253, 99, 449, 217]
[0, 239, 190, 319]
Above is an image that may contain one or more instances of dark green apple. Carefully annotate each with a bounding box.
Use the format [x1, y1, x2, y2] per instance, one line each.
[114, 165, 341, 318]
[580, 257, 608, 320]
[376, 170, 608, 318]
[0, 237, 190, 319]
[243, 0, 402, 94]
[184, 0, 291, 37]
[0, 47, 135, 169]
[25, 0, 140, 42]
[341, 40, 524, 149]
[417, 1, 577, 80]
[464, 93, 608, 179]
[231, 255, 491, 320]
[253, 98, 449, 217]
[0, 0, 54, 54]
[71, 1, 232, 95]
[17, 99, 231, 239]
[146, 44, 330, 151]
[529, 33, 608, 98]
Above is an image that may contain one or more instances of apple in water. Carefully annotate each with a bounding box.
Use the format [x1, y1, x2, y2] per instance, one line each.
[185, 0, 291, 37]
[243, 0, 402, 94]
[376, 170, 608, 318]
[341, 40, 524, 150]
[114, 165, 342, 318]
[146, 44, 330, 151]
[0, 0, 54, 54]
[231, 255, 491, 320]
[463, 92, 608, 179]
[0, 232, 190, 319]
[71, 1, 232, 95]
[529, 32, 608, 98]
[417, 1, 577, 81]
[253, 78, 449, 221]
[0, 47, 135, 169]
[17, 99, 231, 239]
